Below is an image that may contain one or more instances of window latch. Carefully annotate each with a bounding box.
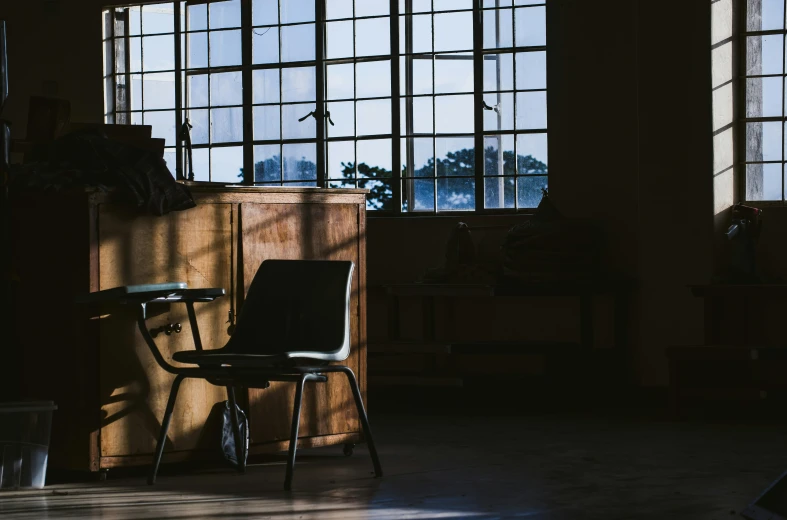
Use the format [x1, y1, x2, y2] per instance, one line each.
[482, 101, 500, 113]
[180, 118, 194, 182]
[298, 110, 316, 122]
[299, 110, 334, 126]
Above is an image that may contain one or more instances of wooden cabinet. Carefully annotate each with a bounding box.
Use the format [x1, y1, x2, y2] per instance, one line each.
[10, 186, 368, 471]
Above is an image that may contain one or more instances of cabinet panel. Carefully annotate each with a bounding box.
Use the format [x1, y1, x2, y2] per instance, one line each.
[98, 203, 233, 457]
[240, 203, 362, 442]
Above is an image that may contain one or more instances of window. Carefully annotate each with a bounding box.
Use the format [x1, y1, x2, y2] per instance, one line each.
[103, 4, 183, 170]
[103, 0, 549, 212]
[742, 0, 787, 201]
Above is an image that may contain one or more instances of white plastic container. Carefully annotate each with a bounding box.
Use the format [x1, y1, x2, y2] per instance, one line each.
[0, 401, 57, 490]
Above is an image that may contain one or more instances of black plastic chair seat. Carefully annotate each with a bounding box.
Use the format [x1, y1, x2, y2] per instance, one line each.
[173, 349, 306, 367]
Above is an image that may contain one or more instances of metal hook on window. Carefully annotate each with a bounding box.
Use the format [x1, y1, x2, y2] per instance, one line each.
[299, 110, 334, 126]
[298, 111, 316, 122]
[482, 101, 500, 113]
[180, 118, 194, 181]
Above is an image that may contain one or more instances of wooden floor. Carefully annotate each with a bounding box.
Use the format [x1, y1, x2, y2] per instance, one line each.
[2, 413, 786, 519]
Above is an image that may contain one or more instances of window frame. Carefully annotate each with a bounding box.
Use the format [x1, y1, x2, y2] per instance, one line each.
[739, 0, 787, 204]
[104, 0, 549, 214]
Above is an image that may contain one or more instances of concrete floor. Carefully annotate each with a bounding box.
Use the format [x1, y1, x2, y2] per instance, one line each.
[2, 413, 787, 519]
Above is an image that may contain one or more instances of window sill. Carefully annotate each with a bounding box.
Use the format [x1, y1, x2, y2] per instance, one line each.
[366, 210, 536, 220]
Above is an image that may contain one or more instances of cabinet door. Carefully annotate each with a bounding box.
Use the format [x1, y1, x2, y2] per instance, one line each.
[98, 203, 233, 459]
[240, 202, 363, 443]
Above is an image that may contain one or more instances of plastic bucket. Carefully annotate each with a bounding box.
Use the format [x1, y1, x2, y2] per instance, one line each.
[0, 401, 57, 490]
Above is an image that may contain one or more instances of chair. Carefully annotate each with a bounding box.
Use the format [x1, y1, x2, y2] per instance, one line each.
[82, 260, 381, 490]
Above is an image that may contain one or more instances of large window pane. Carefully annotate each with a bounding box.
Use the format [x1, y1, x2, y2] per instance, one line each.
[253, 105, 281, 141]
[187, 32, 208, 69]
[356, 18, 390, 56]
[327, 0, 353, 20]
[142, 35, 175, 71]
[436, 137, 475, 177]
[411, 58, 434, 95]
[189, 148, 209, 181]
[127, 6, 142, 35]
[434, 12, 473, 52]
[282, 24, 316, 62]
[210, 30, 242, 67]
[187, 4, 207, 31]
[356, 0, 388, 18]
[411, 96, 434, 133]
[411, 137, 435, 177]
[517, 133, 548, 172]
[211, 146, 244, 183]
[281, 0, 315, 24]
[434, 55, 474, 94]
[484, 92, 514, 131]
[327, 20, 354, 59]
[484, 134, 516, 209]
[356, 61, 391, 98]
[747, 0, 785, 32]
[210, 0, 241, 29]
[328, 140, 355, 179]
[746, 77, 783, 118]
[412, 15, 433, 53]
[746, 163, 782, 200]
[327, 63, 355, 99]
[211, 107, 243, 143]
[143, 72, 176, 110]
[129, 37, 142, 73]
[434, 0, 473, 11]
[188, 73, 209, 107]
[746, 121, 782, 162]
[282, 67, 317, 102]
[518, 175, 547, 208]
[483, 53, 514, 92]
[253, 69, 281, 104]
[483, 9, 513, 49]
[282, 103, 317, 139]
[253, 144, 282, 183]
[253, 0, 278, 26]
[283, 143, 318, 182]
[327, 101, 355, 137]
[252, 26, 280, 63]
[142, 3, 175, 34]
[515, 91, 547, 129]
[189, 109, 210, 144]
[514, 7, 546, 47]
[357, 139, 393, 176]
[357, 99, 392, 135]
[746, 35, 783, 76]
[435, 95, 474, 134]
[145, 110, 176, 146]
[515, 51, 546, 90]
[210, 72, 243, 106]
[437, 177, 475, 210]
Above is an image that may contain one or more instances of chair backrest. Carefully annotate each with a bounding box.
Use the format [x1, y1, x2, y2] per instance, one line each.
[224, 259, 354, 362]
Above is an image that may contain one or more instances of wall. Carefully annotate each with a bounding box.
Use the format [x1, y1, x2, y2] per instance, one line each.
[0, 0, 717, 387]
[635, 0, 715, 384]
[0, 0, 108, 138]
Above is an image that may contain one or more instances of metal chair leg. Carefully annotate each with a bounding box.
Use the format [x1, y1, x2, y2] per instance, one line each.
[226, 386, 246, 474]
[342, 367, 383, 478]
[284, 374, 308, 491]
[148, 374, 185, 485]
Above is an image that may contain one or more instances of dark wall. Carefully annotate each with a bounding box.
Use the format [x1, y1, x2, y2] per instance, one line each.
[0, 0, 716, 386]
[0, 0, 106, 138]
[635, 0, 715, 384]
